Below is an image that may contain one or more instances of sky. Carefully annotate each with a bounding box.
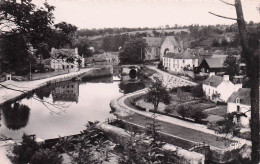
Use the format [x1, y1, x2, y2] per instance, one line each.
[33, 0, 260, 29]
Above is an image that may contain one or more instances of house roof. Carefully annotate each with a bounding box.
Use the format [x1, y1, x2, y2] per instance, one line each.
[164, 52, 176, 58]
[164, 36, 180, 47]
[203, 75, 223, 87]
[173, 50, 197, 59]
[227, 88, 251, 105]
[204, 58, 225, 68]
[144, 37, 164, 47]
[213, 49, 224, 54]
[51, 48, 78, 58]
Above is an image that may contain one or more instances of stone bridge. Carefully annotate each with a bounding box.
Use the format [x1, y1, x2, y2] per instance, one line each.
[121, 65, 140, 75]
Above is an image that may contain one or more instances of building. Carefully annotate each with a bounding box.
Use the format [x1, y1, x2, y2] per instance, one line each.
[196, 58, 225, 74]
[227, 88, 251, 127]
[160, 36, 182, 60]
[202, 74, 242, 102]
[144, 37, 164, 60]
[162, 50, 198, 73]
[85, 52, 119, 65]
[50, 47, 84, 71]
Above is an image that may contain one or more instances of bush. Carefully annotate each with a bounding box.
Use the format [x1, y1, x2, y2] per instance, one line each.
[177, 105, 190, 118]
[157, 61, 163, 69]
[164, 106, 174, 114]
[191, 84, 204, 98]
[180, 85, 193, 92]
[190, 110, 208, 123]
[194, 74, 208, 82]
[13, 134, 40, 163]
[31, 149, 63, 164]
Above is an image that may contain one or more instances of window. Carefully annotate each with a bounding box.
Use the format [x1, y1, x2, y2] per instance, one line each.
[183, 60, 185, 63]
[236, 98, 240, 104]
[237, 105, 240, 112]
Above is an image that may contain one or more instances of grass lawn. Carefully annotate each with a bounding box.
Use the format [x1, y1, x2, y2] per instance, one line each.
[204, 106, 227, 117]
[123, 113, 234, 149]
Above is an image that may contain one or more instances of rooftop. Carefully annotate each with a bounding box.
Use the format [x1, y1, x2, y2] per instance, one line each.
[164, 52, 176, 58]
[204, 58, 225, 68]
[173, 50, 197, 59]
[203, 75, 223, 87]
[51, 48, 79, 58]
[144, 37, 164, 47]
[227, 88, 251, 105]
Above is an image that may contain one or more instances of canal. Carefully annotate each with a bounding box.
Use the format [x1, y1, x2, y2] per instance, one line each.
[0, 75, 147, 140]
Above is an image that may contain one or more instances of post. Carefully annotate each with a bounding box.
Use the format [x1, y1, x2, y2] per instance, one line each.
[29, 61, 32, 81]
[141, 46, 143, 61]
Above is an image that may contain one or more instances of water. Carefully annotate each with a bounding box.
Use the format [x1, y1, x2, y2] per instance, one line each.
[0, 76, 146, 140]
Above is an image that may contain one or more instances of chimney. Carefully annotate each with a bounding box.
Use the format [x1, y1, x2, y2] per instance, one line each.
[51, 47, 55, 55]
[75, 47, 78, 55]
[223, 75, 229, 81]
[209, 72, 215, 77]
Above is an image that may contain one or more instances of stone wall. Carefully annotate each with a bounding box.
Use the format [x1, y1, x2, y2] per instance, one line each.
[96, 123, 205, 164]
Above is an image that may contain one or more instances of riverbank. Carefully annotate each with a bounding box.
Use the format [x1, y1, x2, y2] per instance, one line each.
[0, 68, 98, 106]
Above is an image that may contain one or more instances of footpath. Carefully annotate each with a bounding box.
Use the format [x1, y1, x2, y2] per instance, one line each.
[0, 68, 94, 105]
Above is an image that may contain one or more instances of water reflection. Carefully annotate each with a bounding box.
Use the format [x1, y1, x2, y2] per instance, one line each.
[118, 81, 146, 94]
[35, 85, 54, 100]
[82, 76, 113, 83]
[0, 74, 148, 139]
[2, 102, 30, 130]
[52, 81, 79, 103]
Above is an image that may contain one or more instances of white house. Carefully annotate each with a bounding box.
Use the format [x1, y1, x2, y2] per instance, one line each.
[162, 50, 198, 73]
[202, 74, 242, 102]
[227, 88, 251, 127]
[50, 47, 84, 72]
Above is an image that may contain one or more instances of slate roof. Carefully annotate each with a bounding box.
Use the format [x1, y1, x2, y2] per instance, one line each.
[144, 37, 164, 47]
[204, 58, 225, 68]
[173, 50, 197, 59]
[164, 52, 176, 58]
[51, 48, 78, 58]
[203, 75, 223, 87]
[227, 88, 251, 105]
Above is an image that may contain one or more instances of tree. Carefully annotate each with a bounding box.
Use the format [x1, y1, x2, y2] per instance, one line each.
[73, 37, 93, 58]
[209, 1, 259, 162]
[119, 38, 147, 64]
[51, 22, 77, 48]
[176, 88, 183, 102]
[31, 149, 63, 164]
[145, 78, 171, 111]
[221, 38, 228, 47]
[223, 55, 240, 78]
[70, 122, 113, 164]
[13, 134, 40, 163]
[212, 92, 221, 102]
[212, 39, 220, 47]
[190, 109, 208, 123]
[0, 0, 78, 74]
[191, 84, 204, 99]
